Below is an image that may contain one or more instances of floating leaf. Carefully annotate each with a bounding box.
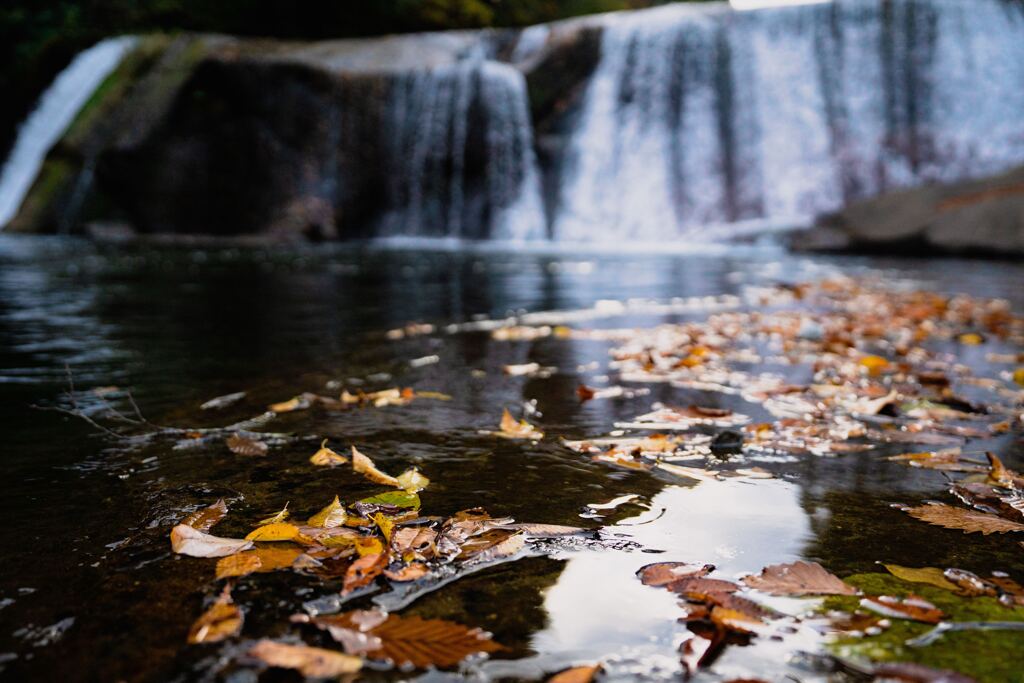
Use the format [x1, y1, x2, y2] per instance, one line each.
[498, 408, 544, 439]
[667, 577, 741, 600]
[245, 522, 300, 542]
[903, 503, 1024, 535]
[200, 391, 246, 410]
[170, 524, 252, 558]
[342, 553, 386, 594]
[548, 664, 601, 683]
[861, 594, 944, 623]
[742, 561, 856, 596]
[249, 640, 362, 676]
[396, 467, 429, 493]
[301, 611, 503, 668]
[508, 523, 587, 537]
[310, 439, 347, 467]
[871, 662, 977, 683]
[181, 499, 228, 533]
[637, 562, 715, 587]
[308, 496, 348, 529]
[215, 546, 302, 579]
[187, 589, 242, 644]
[352, 446, 400, 487]
[883, 564, 960, 592]
[226, 433, 268, 456]
[358, 490, 420, 510]
[268, 396, 309, 413]
[256, 502, 290, 526]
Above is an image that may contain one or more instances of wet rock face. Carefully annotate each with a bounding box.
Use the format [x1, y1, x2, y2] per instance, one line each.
[796, 165, 1024, 256]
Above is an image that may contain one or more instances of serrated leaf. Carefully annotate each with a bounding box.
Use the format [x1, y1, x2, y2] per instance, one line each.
[226, 433, 268, 456]
[904, 503, 1024, 535]
[742, 560, 856, 596]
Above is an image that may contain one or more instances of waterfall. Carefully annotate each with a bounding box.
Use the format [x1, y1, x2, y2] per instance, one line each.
[552, 0, 1024, 242]
[371, 61, 545, 241]
[0, 36, 136, 229]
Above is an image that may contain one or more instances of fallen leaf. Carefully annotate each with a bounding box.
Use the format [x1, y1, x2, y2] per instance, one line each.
[200, 391, 246, 410]
[883, 565, 960, 593]
[396, 467, 429, 493]
[301, 611, 503, 668]
[391, 526, 438, 559]
[352, 446, 400, 487]
[507, 523, 587, 537]
[354, 537, 385, 557]
[226, 433, 268, 457]
[742, 561, 856, 596]
[861, 594, 943, 623]
[872, 661, 978, 682]
[679, 632, 722, 677]
[903, 503, 1024, 535]
[358, 490, 421, 509]
[268, 396, 309, 413]
[457, 529, 526, 563]
[342, 552, 386, 594]
[170, 524, 253, 558]
[637, 562, 715, 587]
[310, 439, 347, 467]
[504, 362, 541, 376]
[249, 640, 362, 676]
[667, 577, 741, 600]
[181, 499, 228, 533]
[383, 563, 429, 582]
[498, 408, 544, 439]
[187, 589, 242, 644]
[245, 522, 300, 542]
[215, 546, 302, 579]
[548, 664, 601, 683]
[308, 496, 348, 529]
[256, 502, 290, 526]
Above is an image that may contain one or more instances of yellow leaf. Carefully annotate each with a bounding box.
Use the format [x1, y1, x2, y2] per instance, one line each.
[958, 332, 984, 345]
[396, 467, 430, 493]
[268, 396, 306, 413]
[352, 446, 400, 487]
[256, 502, 289, 526]
[354, 536, 384, 557]
[373, 513, 394, 542]
[1014, 368, 1024, 386]
[883, 564, 960, 592]
[859, 355, 889, 374]
[498, 408, 544, 439]
[307, 496, 347, 529]
[310, 439, 347, 467]
[215, 552, 263, 579]
[215, 546, 303, 579]
[187, 590, 242, 644]
[245, 522, 300, 542]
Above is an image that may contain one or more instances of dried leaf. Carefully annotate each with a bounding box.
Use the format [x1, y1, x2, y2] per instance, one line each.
[507, 523, 587, 537]
[256, 502, 289, 526]
[883, 565, 960, 593]
[903, 503, 1024, 535]
[200, 391, 246, 410]
[352, 446, 400, 487]
[268, 396, 309, 413]
[383, 563, 429, 582]
[226, 433, 268, 457]
[215, 546, 302, 579]
[872, 661, 977, 683]
[637, 562, 715, 587]
[303, 612, 503, 668]
[170, 524, 253, 558]
[245, 522, 300, 542]
[667, 577, 741, 599]
[188, 590, 242, 643]
[181, 499, 228, 533]
[742, 561, 856, 596]
[548, 664, 601, 683]
[396, 467, 429, 493]
[308, 496, 348, 529]
[249, 640, 362, 676]
[861, 595, 944, 624]
[358, 490, 420, 509]
[342, 553, 386, 594]
[310, 439, 347, 467]
[498, 408, 544, 439]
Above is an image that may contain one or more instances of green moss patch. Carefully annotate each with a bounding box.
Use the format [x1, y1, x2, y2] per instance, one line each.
[821, 573, 1024, 683]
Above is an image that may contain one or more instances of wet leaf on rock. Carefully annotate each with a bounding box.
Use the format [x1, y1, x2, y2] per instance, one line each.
[187, 589, 242, 644]
[170, 524, 253, 558]
[249, 640, 362, 676]
[226, 432, 268, 456]
[902, 503, 1024, 535]
[358, 490, 421, 510]
[548, 664, 601, 683]
[882, 565, 960, 593]
[861, 594, 944, 623]
[742, 561, 856, 596]
[383, 562, 429, 582]
[637, 562, 715, 587]
[342, 552, 386, 594]
[245, 522, 300, 542]
[181, 499, 228, 533]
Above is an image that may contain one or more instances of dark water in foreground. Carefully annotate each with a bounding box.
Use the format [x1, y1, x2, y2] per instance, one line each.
[0, 236, 1022, 682]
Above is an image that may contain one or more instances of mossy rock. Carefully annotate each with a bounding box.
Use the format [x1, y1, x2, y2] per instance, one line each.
[821, 572, 1024, 683]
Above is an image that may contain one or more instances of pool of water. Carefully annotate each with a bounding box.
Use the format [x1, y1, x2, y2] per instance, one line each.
[0, 236, 1021, 681]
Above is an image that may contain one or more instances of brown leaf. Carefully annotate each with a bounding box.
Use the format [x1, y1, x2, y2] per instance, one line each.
[302, 611, 503, 668]
[742, 561, 856, 596]
[498, 408, 544, 439]
[861, 595, 944, 624]
[456, 528, 525, 563]
[507, 523, 587, 538]
[903, 503, 1024, 535]
[548, 664, 601, 683]
[215, 546, 302, 579]
[310, 439, 347, 467]
[342, 552, 386, 594]
[679, 631, 724, 678]
[872, 662, 977, 683]
[226, 433, 268, 456]
[637, 562, 715, 587]
[249, 640, 362, 676]
[170, 524, 253, 558]
[667, 578, 741, 600]
[180, 499, 228, 533]
[383, 562, 429, 582]
[351, 446, 400, 487]
[187, 590, 242, 644]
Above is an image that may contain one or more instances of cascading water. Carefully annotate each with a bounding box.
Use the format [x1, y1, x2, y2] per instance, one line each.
[372, 61, 545, 241]
[0, 36, 136, 229]
[552, 0, 1024, 242]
